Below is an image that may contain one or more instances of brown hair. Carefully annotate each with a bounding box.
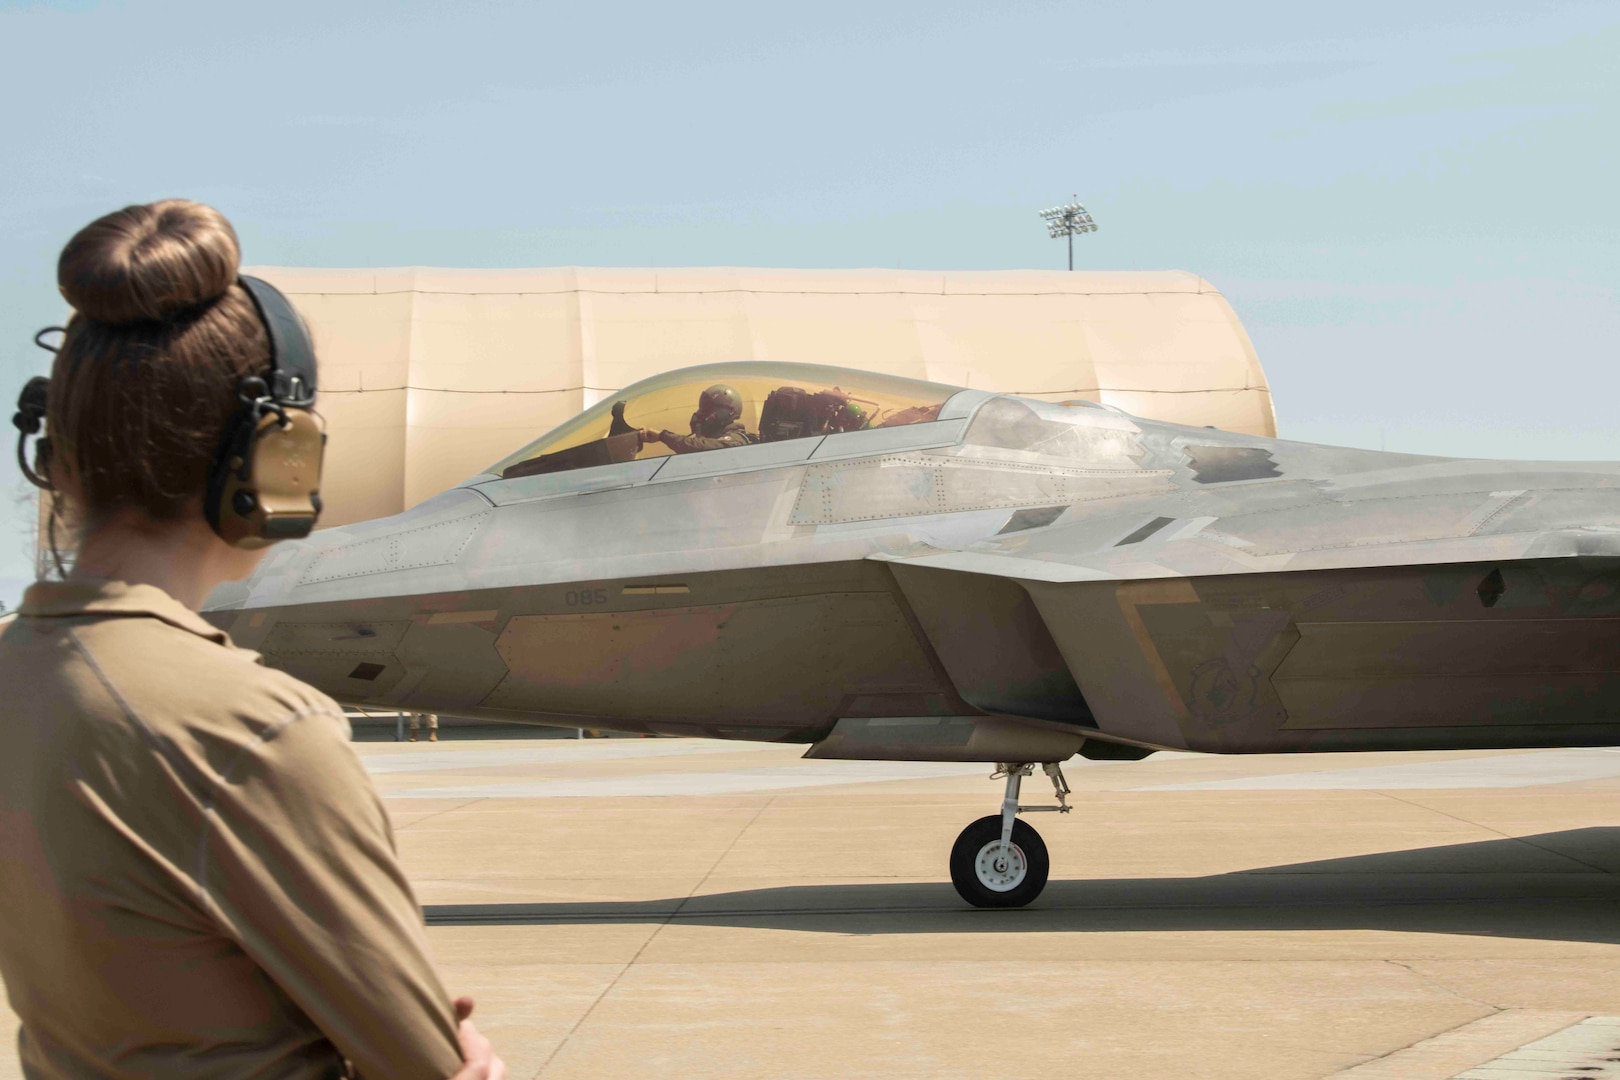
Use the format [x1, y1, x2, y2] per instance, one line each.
[48, 200, 269, 526]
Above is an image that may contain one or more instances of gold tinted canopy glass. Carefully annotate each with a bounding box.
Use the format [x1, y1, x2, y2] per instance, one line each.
[490, 361, 964, 480]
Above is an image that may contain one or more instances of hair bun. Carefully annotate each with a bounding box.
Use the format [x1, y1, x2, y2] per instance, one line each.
[57, 199, 241, 328]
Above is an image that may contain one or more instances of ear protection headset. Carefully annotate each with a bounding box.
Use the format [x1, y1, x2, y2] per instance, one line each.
[17, 275, 326, 549]
[203, 276, 325, 547]
[12, 359, 52, 492]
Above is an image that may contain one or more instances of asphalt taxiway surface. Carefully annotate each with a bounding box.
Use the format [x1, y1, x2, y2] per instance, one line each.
[7, 739, 1620, 1078]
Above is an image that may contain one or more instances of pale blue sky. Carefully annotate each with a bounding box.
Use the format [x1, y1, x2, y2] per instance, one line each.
[1, 0, 1616, 605]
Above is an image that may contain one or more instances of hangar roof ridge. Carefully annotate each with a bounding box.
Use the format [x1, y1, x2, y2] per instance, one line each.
[240, 265, 1216, 298]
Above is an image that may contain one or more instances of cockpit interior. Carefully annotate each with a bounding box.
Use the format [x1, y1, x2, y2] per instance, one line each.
[491, 362, 964, 480]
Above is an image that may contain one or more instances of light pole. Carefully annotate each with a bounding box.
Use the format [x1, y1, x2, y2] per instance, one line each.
[1039, 198, 1098, 271]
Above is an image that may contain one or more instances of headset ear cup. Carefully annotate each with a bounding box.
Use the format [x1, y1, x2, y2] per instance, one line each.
[208, 409, 325, 548]
[252, 409, 325, 540]
[206, 277, 323, 548]
[13, 375, 52, 491]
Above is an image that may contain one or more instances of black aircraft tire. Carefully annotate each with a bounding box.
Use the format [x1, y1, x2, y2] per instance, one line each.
[949, 815, 1050, 909]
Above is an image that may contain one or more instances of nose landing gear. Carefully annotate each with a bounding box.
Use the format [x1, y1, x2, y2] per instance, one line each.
[949, 762, 1070, 909]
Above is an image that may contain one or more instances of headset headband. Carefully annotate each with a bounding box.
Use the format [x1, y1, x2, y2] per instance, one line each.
[238, 275, 317, 407]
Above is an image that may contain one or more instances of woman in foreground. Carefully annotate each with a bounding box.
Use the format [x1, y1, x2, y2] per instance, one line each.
[0, 200, 503, 1079]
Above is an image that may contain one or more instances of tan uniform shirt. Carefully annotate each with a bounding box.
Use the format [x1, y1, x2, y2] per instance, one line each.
[0, 580, 463, 1080]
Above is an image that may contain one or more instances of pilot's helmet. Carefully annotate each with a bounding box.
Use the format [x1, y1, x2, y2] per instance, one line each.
[692, 384, 744, 435]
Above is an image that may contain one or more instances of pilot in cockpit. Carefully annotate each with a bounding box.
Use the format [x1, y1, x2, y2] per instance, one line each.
[640, 383, 758, 454]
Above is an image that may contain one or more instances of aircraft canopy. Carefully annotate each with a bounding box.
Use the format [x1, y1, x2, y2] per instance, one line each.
[493, 361, 961, 479]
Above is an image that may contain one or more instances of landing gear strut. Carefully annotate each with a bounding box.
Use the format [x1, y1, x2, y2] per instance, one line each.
[949, 762, 1070, 908]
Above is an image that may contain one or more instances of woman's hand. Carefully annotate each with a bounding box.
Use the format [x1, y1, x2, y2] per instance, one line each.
[449, 997, 505, 1080]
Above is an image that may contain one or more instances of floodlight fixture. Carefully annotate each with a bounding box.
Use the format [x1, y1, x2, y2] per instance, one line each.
[1038, 199, 1098, 270]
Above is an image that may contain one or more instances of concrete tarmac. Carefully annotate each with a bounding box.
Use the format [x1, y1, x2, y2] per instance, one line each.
[7, 739, 1620, 1078]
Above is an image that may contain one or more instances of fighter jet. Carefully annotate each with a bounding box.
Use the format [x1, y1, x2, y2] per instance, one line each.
[206, 360, 1620, 907]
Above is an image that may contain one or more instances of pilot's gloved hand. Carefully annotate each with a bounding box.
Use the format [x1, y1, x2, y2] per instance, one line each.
[637, 428, 661, 449]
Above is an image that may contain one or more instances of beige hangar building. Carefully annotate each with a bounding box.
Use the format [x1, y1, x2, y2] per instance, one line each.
[239, 267, 1276, 529]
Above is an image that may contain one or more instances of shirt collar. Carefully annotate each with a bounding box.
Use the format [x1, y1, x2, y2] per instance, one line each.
[19, 579, 232, 646]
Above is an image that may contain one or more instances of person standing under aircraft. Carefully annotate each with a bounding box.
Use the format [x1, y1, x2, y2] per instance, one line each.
[640, 383, 756, 453]
[411, 711, 440, 742]
[0, 201, 502, 1080]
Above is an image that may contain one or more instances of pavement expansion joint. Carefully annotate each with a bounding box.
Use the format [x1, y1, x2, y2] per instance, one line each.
[525, 795, 777, 1079]
[1452, 1016, 1620, 1078]
[1326, 1012, 1612, 1079]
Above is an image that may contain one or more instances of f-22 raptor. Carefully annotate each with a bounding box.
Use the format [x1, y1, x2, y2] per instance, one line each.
[208, 361, 1620, 907]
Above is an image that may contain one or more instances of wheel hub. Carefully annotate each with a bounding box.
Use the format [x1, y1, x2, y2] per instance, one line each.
[974, 839, 1028, 892]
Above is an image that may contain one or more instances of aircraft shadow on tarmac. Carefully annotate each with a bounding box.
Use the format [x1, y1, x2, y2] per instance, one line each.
[423, 829, 1620, 943]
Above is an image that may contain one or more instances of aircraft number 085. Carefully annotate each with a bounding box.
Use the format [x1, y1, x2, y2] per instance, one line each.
[566, 588, 610, 607]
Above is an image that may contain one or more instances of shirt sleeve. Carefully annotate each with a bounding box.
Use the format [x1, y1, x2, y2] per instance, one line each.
[657, 428, 750, 453]
[195, 708, 463, 1080]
